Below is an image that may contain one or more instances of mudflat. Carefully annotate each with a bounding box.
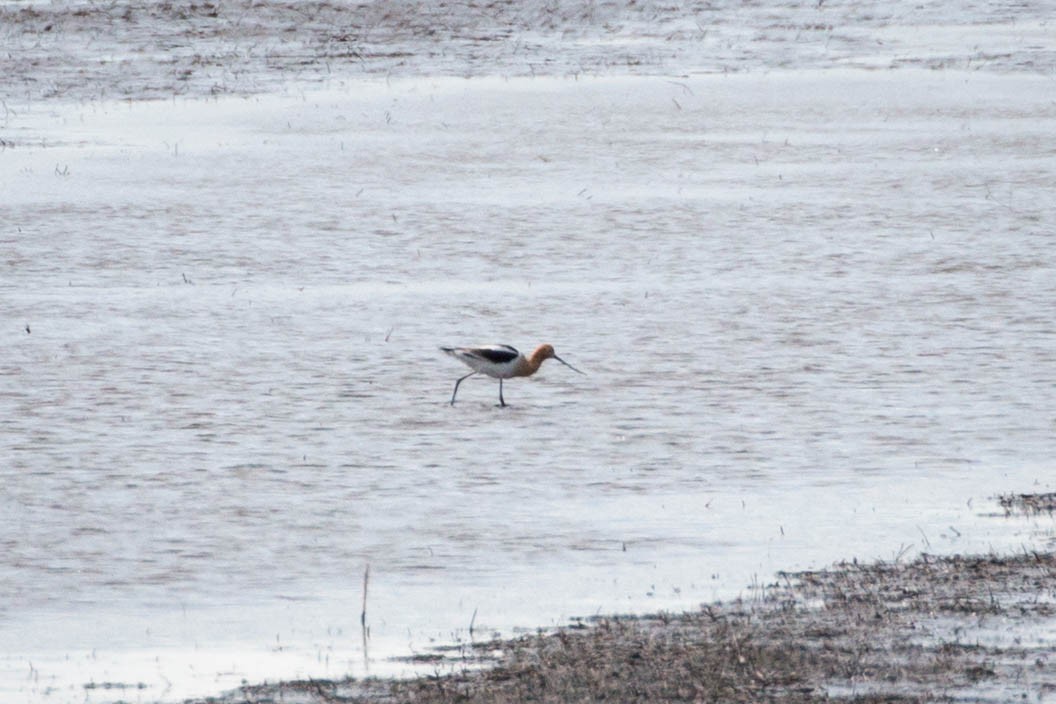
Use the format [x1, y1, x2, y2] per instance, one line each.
[4, 0, 1052, 105]
[192, 497, 1056, 703]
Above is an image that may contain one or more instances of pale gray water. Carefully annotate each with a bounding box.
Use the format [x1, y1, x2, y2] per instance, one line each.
[2, 12, 1056, 704]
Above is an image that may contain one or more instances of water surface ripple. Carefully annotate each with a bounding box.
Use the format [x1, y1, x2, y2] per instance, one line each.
[1, 70, 1054, 702]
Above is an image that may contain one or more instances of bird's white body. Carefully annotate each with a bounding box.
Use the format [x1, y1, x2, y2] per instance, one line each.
[442, 344, 526, 379]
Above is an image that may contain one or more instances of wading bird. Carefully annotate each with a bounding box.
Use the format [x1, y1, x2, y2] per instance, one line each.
[440, 343, 584, 407]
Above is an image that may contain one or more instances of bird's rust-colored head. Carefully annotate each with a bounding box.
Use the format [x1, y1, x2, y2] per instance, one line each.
[528, 343, 584, 375]
[532, 343, 556, 362]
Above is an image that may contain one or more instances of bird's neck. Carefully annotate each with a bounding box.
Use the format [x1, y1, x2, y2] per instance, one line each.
[523, 345, 550, 375]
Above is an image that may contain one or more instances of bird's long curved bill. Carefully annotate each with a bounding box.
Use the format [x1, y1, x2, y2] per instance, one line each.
[554, 355, 585, 374]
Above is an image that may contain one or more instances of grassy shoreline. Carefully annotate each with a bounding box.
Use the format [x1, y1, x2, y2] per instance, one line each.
[189, 498, 1056, 703]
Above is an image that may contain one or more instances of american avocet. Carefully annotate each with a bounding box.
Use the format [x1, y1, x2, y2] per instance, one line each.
[440, 343, 584, 407]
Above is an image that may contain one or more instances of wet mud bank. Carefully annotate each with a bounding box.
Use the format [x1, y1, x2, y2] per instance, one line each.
[191, 497, 1056, 704]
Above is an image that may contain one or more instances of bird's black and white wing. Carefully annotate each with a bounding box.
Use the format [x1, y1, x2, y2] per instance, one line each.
[469, 345, 520, 364]
[441, 344, 520, 372]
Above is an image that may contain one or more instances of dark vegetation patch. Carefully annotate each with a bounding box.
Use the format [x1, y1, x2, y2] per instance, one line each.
[2, 0, 662, 103]
[998, 492, 1056, 516]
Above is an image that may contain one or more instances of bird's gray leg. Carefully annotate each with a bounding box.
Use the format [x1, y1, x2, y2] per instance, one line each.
[451, 371, 477, 405]
[498, 378, 506, 407]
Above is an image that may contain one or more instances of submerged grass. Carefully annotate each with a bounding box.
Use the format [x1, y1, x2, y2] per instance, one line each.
[998, 492, 1056, 516]
[191, 547, 1056, 704]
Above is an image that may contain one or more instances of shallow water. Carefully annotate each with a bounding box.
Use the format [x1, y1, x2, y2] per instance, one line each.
[2, 68, 1055, 702]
